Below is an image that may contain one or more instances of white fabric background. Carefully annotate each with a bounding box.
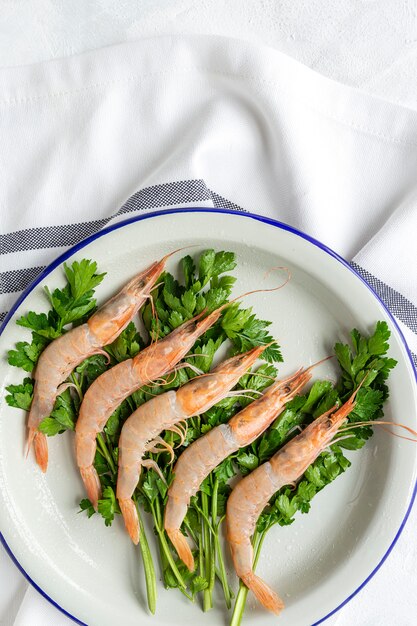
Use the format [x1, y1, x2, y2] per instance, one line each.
[2, 0, 417, 108]
[1, 4, 417, 626]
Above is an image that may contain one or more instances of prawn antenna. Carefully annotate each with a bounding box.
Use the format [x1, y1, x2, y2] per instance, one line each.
[225, 389, 264, 402]
[170, 342, 275, 385]
[141, 290, 162, 384]
[337, 420, 417, 443]
[304, 354, 334, 373]
[213, 267, 291, 317]
[331, 371, 370, 420]
[146, 361, 206, 391]
[159, 244, 201, 266]
[244, 355, 333, 385]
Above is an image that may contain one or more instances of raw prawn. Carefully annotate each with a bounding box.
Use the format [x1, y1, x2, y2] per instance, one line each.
[226, 385, 362, 615]
[75, 306, 223, 509]
[165, 364, 317, 571]
[27, 252, 174, 472]
[116, 345, 269, 544]
[76, 270, 291, 508]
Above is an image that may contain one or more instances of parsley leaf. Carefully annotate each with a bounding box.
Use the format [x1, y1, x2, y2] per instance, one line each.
[45, 260, 105, 329]
[8, 342, 38, 372]
[105, 321, 143, 362]
[38, 388, 77, 435]
[181, 255, 196, 288]
[38, 417, 65, 436]
[16, 311, 61, 340]
[221, 304, 282, 363]
[8, 259, 106, 377]
[368, 321, 391, 356]
[213, 457, 236, 484]
[79, 498, 95, 518]
[199, 250, 216, 286]
[191, 575, 209, 596]
[64, 259, 106, 302]
[254, 321, 396, 533]
[5, 378, 34, 410]
[98, 486, 120, 527]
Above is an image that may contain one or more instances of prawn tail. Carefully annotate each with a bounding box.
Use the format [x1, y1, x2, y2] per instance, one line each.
[166, 528, 195, 572]
[28, 429, 48, 473]
[241, 571, 285, 615]
[80, 466, 102, 511]
[119, 498, 140, 545]
[26, 426, 37, 458]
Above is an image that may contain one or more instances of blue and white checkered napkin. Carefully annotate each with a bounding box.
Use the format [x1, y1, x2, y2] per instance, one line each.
[1, 35, 417, 626]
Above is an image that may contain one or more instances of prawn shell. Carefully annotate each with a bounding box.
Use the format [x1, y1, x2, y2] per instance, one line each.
[117, 391, 180, 501]
[168, 424, 237, 504]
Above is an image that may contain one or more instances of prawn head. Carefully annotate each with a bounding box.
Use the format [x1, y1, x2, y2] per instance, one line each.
[88, 247, 189, 345]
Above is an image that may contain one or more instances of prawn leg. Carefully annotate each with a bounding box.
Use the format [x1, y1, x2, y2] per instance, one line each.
[167, 424, 187, 446]
[145, 436, 175, 463]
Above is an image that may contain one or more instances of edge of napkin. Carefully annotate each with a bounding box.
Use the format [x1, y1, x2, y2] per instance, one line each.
[0, 34, 416, 147]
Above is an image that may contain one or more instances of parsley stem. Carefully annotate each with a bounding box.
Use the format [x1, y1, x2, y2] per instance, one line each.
[194, 503, 215, 533]
[198, 522, 205, 599]
[229, 528, 268, 626]
[211, 477, 218, 529]
[201, 491, 213, 611]
[70, 372, 83, 401]
[149, 501, 187, 591]
[194, 481, 232, 609]
[208, 532, 216, 601]
[135, 499, 157, 615]
[215, 567, 234, 598]
[153, 510, 170, 589]
[211, 479, 231, 609]
[213, 525, 232, 608]
[158, 528, 187, 591]
[184, 519, 198, 544]
[229, 581, 248, 626]
[158, 536, 169, 587]
[153, 495, 163, 527]
[97, 433, 116, 475]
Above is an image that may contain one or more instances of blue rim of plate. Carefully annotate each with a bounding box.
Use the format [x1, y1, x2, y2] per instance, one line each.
[1, 207, 416, 626]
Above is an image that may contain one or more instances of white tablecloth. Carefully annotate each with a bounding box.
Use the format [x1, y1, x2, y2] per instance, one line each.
[2, 0, 417, 109]
[1, 4, 417, 626]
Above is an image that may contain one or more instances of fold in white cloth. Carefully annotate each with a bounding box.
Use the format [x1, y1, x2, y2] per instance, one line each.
[1, 35, 417, 626]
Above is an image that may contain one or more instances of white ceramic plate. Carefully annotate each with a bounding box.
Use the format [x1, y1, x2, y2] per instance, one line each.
[1, 209, 416, 626]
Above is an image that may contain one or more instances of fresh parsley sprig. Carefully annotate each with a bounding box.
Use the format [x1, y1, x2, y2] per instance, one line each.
[142, 249, 237, 340]
[6, 260, 108, 436]
[5, 378, 34, 411]
[80, 250, 284, 610]
[141, 249, 282, 363]
[6, 259, 106, 375]
[230, 321, 396, 625]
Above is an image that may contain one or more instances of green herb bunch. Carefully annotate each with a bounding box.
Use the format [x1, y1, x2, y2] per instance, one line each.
[230, 322, 396, 625]
[5, 251, 396, 624]
[5, 250, 283, 614]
